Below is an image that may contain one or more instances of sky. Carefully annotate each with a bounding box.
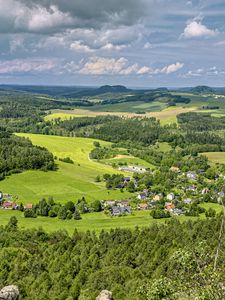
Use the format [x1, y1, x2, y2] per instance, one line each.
[0, 0, 225, 87]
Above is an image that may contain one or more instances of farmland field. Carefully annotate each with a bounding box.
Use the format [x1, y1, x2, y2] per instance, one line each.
[101, 156, 155, 169]
[48, 106, 197, 124]
[202, 152, 225, 164]
[0, 134, 133, 203]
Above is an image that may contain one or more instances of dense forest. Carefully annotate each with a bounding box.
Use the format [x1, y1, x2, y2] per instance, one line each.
[0, 128, 56, 180]
[0, 216, 224, 299]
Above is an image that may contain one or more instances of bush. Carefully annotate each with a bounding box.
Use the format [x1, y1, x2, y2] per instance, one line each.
[59, 157, 74, 164]
[24, 210, 37, 218]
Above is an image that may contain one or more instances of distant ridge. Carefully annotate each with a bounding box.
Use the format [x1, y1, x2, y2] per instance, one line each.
[97, 85, 130, 94]
[191, 85, 215, 93]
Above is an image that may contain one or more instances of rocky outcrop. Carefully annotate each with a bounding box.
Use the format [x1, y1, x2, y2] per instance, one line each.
[96, 290, 113, 300]
[0, 286, 19, 300]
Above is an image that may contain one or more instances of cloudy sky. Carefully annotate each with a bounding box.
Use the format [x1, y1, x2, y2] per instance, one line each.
[0, 0, 225, 87]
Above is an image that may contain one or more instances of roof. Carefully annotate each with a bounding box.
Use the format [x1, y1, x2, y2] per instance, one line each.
[3, 201, 17, 208]
[24, 203, 33, 209]
[124, 177, 131, 181]
[165, 203, 175, 210]
[139, 203, 149, 209]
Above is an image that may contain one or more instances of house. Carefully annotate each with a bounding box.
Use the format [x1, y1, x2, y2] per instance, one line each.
[103, 200, 115, 208]
[137, 193, 147, 200]
[165, 202, 176, 211]
[218, 191, 225, 198]
[170, 166, 180, 173]
[117, 200, 129, 208]
[183, 198, 192, 205]
[128, 165, 147, 173]
[202, 188, 209, 194]
[24, 203, 33, 210]
[116, 183, 124, 189]
[153, 193, 163, 201]
[217, 191, 225, 203]
[186, 185, 197, 193]
[143, 189, 150, 196]
[124, 177, 131, 182]
[2, 201, 17, 209]
[166, 193, 175, 201]
[138, 203, 149, 210]
[170, 208, 184, 216]
[187, 171, 197, 180]
[111, 206, 131, 216]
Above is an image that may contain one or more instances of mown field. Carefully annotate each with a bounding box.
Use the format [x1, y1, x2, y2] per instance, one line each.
[0, 203, 222, 234]
[0, 134, 133, 203]
[202, 152, 225, 164]
[48, 106, 197, 125]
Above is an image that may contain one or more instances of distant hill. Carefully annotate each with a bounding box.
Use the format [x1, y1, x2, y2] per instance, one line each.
[191, 86, 215, 93]
[0, 84, 131, 98]
[97, 85, 130, 94]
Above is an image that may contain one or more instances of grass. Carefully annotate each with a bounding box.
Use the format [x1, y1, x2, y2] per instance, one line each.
[101, 156, 155, 169]
[44, 112, 87, 121]
[0, 134, 133, 203]
[0, 202, 222, 234]
[153, 142, 172, 152]
[0, 209, 162, 234]
[202, 152, 225, 164]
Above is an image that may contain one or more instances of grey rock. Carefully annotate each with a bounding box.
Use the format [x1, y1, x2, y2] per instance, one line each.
[96, 290, 113, 300]
[0, 286, 19, 300]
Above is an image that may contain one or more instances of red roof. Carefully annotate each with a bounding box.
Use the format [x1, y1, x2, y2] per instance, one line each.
[165, 204, 175, 210]
[3, 201, 17, 209]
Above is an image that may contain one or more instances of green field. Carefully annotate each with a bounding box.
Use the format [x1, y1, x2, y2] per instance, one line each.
[84, 101, 168, 113]
[44, 112, 87, 121]
[0, 134, 133, 203]
[0, 210, 161, 234]
[202, 152, 225, 164]
[101, 155, 155, 168]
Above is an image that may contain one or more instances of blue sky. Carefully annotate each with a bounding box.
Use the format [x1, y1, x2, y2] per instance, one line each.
[0, 0, 225, 87]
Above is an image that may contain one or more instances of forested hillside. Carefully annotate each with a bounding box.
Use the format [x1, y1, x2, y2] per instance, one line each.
[0, 128, 56, 180]
[0, 216, 224, 300]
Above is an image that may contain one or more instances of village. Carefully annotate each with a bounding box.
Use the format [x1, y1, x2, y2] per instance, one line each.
[0, 165, 224, 219]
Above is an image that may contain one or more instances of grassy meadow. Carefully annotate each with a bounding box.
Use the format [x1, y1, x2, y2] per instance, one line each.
[202, 152, 225, 164]
[0, 134, 133, 203]
[101, 155, 155, 168]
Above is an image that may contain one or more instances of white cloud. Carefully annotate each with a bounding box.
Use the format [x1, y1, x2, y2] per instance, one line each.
[181, 20, 218, 39]
[185, 68, 204, 77]
[101, 43, 127, 51]
[0, 58, 56, 74]
[70, 41, 94, 53]
[137, 66, 152, 74]
[160, 62, 184, 74]
[9, 36, 25, 53]
[0, 1, 73, 33]
[144, 42, 153, 49]
[70, 56, 184, 76]
[79, 57, 128, 75]
[120, 63, 139, 75]
[27, 5, 74, 32]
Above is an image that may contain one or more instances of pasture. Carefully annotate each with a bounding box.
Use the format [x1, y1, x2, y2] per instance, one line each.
[0, 134, 133, 203]
[202, 152, 225, 164]
[101, 155, 155, 169]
